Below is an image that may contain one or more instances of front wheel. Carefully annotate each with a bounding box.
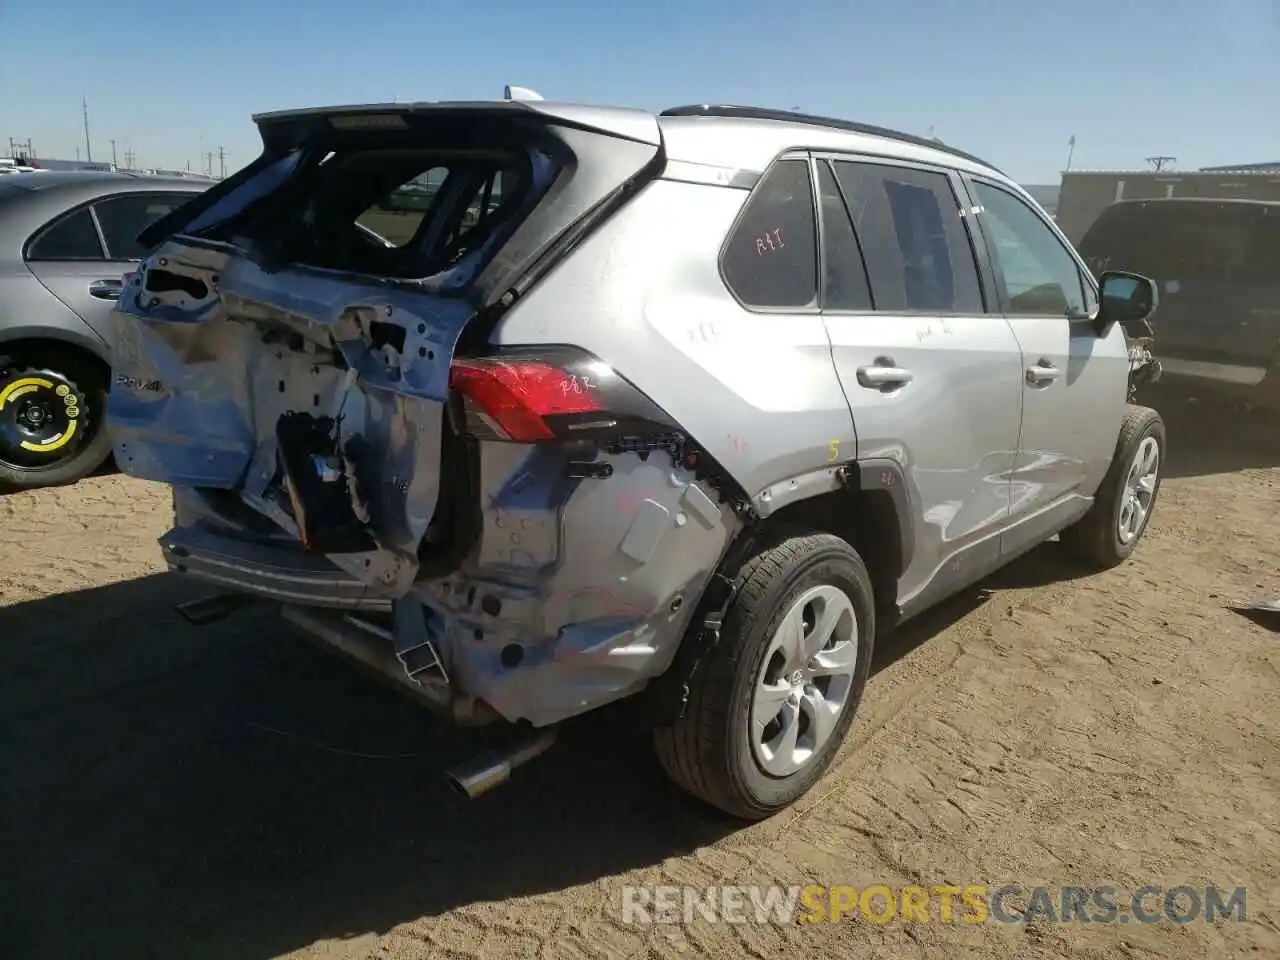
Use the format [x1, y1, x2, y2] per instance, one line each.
[653, 533, 875, 820]
[0, 354, 111, 491]
[1060, 404, 1166, 569]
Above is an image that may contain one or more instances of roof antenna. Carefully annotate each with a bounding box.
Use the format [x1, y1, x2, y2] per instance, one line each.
[504, 85, 544, 101]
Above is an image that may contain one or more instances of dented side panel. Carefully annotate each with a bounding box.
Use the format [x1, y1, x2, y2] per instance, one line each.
[407, 444, 742, 726]
[110, 238, 475, 593]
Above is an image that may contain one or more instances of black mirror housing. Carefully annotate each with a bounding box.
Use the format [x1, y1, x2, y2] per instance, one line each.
[1093, 270, 1158, 338]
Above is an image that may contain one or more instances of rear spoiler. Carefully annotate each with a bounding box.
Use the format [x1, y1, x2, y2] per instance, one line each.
[137, 100, 660, 252]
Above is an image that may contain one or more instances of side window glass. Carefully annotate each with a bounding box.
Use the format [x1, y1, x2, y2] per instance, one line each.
[832, 161, 983, 313]
[971, 181, 1086, 316]
[816, 161, 873, 310]
[94, 193, 191, 260]
[722, 159, 818, 308]
[27, 209, 104, 260]
[1245, 211, 1280, 282]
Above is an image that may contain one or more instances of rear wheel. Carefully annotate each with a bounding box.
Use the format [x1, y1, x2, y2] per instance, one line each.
[653, 533, 875, 820]
[0, 352, 111, 490]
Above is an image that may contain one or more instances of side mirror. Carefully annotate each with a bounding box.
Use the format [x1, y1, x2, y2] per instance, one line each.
[1094, 271, 1158, 338]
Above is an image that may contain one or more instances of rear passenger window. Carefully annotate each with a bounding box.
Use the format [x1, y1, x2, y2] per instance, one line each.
[832, 161, 983, 313]
[817, 161, 873, 310]
[721, 159, 818, 308]
[93, 193, 190, 260]
[27, 209, 104, 260]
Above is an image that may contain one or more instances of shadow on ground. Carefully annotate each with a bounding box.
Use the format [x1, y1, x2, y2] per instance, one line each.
[0, 558, 1005, 960]
[0, 573, 741, 959]
[1140, 381, 1280, 479]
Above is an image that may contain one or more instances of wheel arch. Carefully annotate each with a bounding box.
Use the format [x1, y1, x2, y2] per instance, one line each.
[0, 332, 111, 384]
[758, 458, 912, 619]
[639, 458, 911, 727]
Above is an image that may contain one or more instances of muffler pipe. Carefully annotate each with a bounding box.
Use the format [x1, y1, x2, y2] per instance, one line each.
[445, 727, 559, 799]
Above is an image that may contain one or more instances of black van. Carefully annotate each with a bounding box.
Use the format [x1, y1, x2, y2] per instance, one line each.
[1077, 197, 1280, 407]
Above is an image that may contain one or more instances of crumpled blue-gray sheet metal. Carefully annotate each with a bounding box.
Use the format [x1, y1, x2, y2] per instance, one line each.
[107, 238, 476, 593]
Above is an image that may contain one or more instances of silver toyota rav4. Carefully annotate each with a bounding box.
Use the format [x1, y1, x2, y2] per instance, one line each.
[107, 90, 1165, 819]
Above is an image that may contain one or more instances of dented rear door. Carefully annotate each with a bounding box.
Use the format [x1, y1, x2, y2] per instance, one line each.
[108, 102, 663, 594]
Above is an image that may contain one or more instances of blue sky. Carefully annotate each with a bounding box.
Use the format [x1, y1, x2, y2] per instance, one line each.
[2, 0, 1277, 182]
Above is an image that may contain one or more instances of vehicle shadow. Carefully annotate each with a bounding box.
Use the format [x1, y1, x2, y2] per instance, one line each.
[0, 558, 1041, 959]
[1139, 381, 1280, 479]
[0, 573, 756, 959]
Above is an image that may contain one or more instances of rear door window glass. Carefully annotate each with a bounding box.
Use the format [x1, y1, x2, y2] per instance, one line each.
[721, 159, 818, 309]
[93, 193, 192, 260]
[971, 180, 1087, 316]
[832, 161, 983, 313]
[27, 209, 105, 260]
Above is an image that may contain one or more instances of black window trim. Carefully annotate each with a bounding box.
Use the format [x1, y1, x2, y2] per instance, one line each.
[716, 149, 822, 316]
[961, 173, 1097, 321]
[23, 200, 109, 263]
[811, 150, 996, 319]
[811, 156, 874, 313]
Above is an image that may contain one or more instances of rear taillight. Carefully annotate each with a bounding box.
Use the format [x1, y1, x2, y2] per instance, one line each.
[448, 347, 676, 443]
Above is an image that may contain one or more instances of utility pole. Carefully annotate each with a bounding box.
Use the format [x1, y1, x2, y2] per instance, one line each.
[217, 144, 225, 178]
[1065, 134, 1076, 172]
[82, 96, 92, 162]
[110, 139, 118, 167]
[1145, 155, 1176, 171]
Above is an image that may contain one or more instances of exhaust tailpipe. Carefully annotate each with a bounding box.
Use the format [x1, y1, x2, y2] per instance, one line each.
[445, 727, 559, 799]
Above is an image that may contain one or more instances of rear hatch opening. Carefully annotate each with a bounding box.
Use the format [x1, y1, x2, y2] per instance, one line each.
[108, 101, 664, 594]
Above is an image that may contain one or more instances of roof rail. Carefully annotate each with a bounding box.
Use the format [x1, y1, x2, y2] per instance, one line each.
[659, 104, 1001, 173]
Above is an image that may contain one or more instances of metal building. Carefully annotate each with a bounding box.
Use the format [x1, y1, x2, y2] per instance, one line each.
[1055, 166, 1280, 244]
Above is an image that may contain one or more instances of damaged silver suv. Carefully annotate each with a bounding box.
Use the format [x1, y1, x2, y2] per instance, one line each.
[107, 91, 1165, 820]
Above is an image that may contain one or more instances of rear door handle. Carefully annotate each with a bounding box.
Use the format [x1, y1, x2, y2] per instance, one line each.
[856, 361, 914, 389]
[88, 279, 123, 301]
[1025, 359, 1061, 385]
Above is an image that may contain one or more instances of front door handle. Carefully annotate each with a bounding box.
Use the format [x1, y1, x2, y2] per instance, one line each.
[1025, 359, 1061, 385]
[88, 279, 123, 301]
[856, 360, 914, 389]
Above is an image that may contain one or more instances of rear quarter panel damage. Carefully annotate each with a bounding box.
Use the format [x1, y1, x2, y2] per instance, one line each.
[411, 444, 742, 726]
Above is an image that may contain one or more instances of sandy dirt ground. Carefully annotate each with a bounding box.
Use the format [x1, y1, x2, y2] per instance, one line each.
[1, 384, 1278, 960]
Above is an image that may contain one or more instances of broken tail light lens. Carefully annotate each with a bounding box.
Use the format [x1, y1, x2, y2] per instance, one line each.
[448, 347, 676, 443]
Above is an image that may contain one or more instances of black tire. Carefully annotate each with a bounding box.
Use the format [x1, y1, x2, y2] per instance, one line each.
[1060, 404, 1166, 569]
[653, 532, 875, 820]
[0, 352, 112, 491]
